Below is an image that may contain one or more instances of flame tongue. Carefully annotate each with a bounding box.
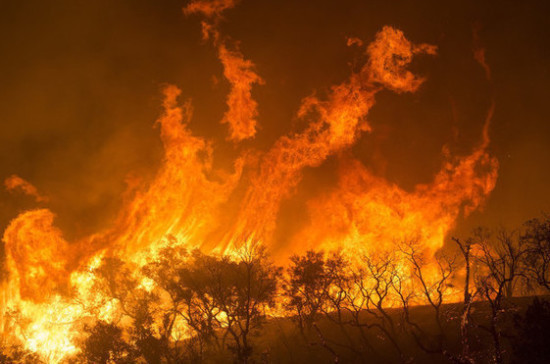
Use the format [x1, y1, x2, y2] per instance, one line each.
[3, 209, 71, 301]
[296, 140, 498, 256]
[0, 19, 497, 363]
[107, 85, 245, 258]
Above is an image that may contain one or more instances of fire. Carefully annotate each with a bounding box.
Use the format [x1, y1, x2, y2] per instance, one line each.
[297, 107, 497, 255]
[185, 0, 264, 142]
[4, 175, 48, 203]
[11, 296, 83, 363]
[218, 26, 440, 252]
[0, 1, 498, 362]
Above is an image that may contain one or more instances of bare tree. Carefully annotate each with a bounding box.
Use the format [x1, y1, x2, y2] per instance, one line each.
[285, 249, 408, 363]
[453, 237, 477, 364]
[347, 251, 407, 362]
[399, 240, 460, 362]
[522, 215, 550, 292]
[472, 228, 527, 364]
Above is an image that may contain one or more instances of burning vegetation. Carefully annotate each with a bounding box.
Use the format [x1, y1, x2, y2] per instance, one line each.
[0, 0, 548, 363]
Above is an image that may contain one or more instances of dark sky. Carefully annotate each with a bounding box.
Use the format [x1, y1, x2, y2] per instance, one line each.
[0, 0, 549, 243]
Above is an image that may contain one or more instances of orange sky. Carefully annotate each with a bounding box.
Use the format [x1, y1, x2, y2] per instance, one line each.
[0, 0, 549, 252]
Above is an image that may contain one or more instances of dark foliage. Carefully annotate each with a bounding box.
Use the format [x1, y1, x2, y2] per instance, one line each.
[0, 344, 42, 364]
[78, 321, 136, 364]
[512, 298, 550, 364]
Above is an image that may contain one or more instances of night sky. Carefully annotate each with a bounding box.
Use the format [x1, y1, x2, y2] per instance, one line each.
[0, 0, 549, 245]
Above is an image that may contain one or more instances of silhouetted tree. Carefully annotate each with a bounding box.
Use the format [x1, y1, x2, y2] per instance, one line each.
[93, 257, 162, 363]
[0, 343, 42, 364]
[453, 237, 477, 364]
[398, 240, 462, 363]
[284, 250, 348, 362]
[285, 251, 331, 335]
[472, 228, 527, 364]
[145, 243, 280, 364]
[142, 244, 207, 362]
[214, 244, 281, 363]
[357, 251, 407, 361]
[285, 250, 407, 363]
[318, 252, 365, 361]
[78, 321, 136, 364]
[522, 215, 550, 291]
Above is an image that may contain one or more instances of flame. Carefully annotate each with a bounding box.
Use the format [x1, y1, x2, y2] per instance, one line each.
[4, 175, 48, 203]
[217, 44, 264, 141]
[0, 6, 498, 362]
[295, 134, 498, 255]
[107, 85, 244, 258]
[185, 0, 263, 141]
[473, 22, 492, 81]
[183, 0, 239, 19]
[218, 26, 439, 251]
[296, 100, 497, 256]
[366, 26, 437, 93]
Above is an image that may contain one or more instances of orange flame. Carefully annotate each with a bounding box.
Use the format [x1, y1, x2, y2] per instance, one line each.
[218, 44, 264, 141]
[184, 0, 240, 18]
[4, 175, 48, 203]
[473, 22, 492, 81]
[218, 26, 438, 250]
[185, 0, 263, 141]
[294, 128, 498, 255]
